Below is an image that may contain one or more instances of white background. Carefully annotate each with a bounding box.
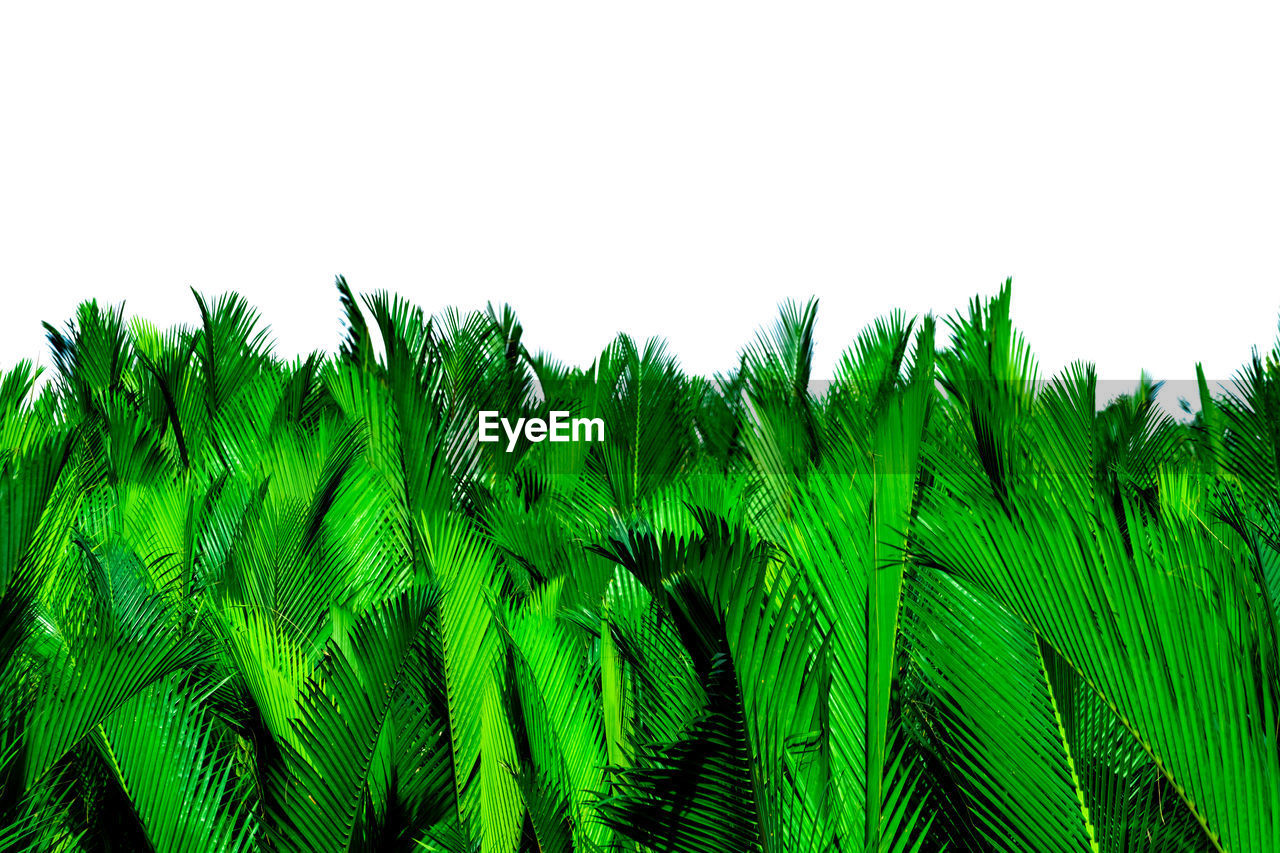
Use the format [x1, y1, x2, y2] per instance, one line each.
[2, 2, 1277, 392]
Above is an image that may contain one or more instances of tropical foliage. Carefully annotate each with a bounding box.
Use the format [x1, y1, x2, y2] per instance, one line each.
[0, 277, 1275, 851]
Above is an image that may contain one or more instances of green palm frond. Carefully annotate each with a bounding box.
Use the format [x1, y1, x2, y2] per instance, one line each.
[903, 568, 1099, 853]
[97, 675, 257, 853]
[267, 587, 438, 852]
[918, 362, 1279, 852]
[1, 280, 1276, 852]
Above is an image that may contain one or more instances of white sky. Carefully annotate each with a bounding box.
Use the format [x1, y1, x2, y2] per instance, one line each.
[2, 2, 1277, 388]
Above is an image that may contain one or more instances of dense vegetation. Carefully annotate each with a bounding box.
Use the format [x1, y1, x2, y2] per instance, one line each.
[0, 277, 1276, 852]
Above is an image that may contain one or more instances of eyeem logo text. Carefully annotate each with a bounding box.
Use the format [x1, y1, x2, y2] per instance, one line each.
[478, 411, 605, 453]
